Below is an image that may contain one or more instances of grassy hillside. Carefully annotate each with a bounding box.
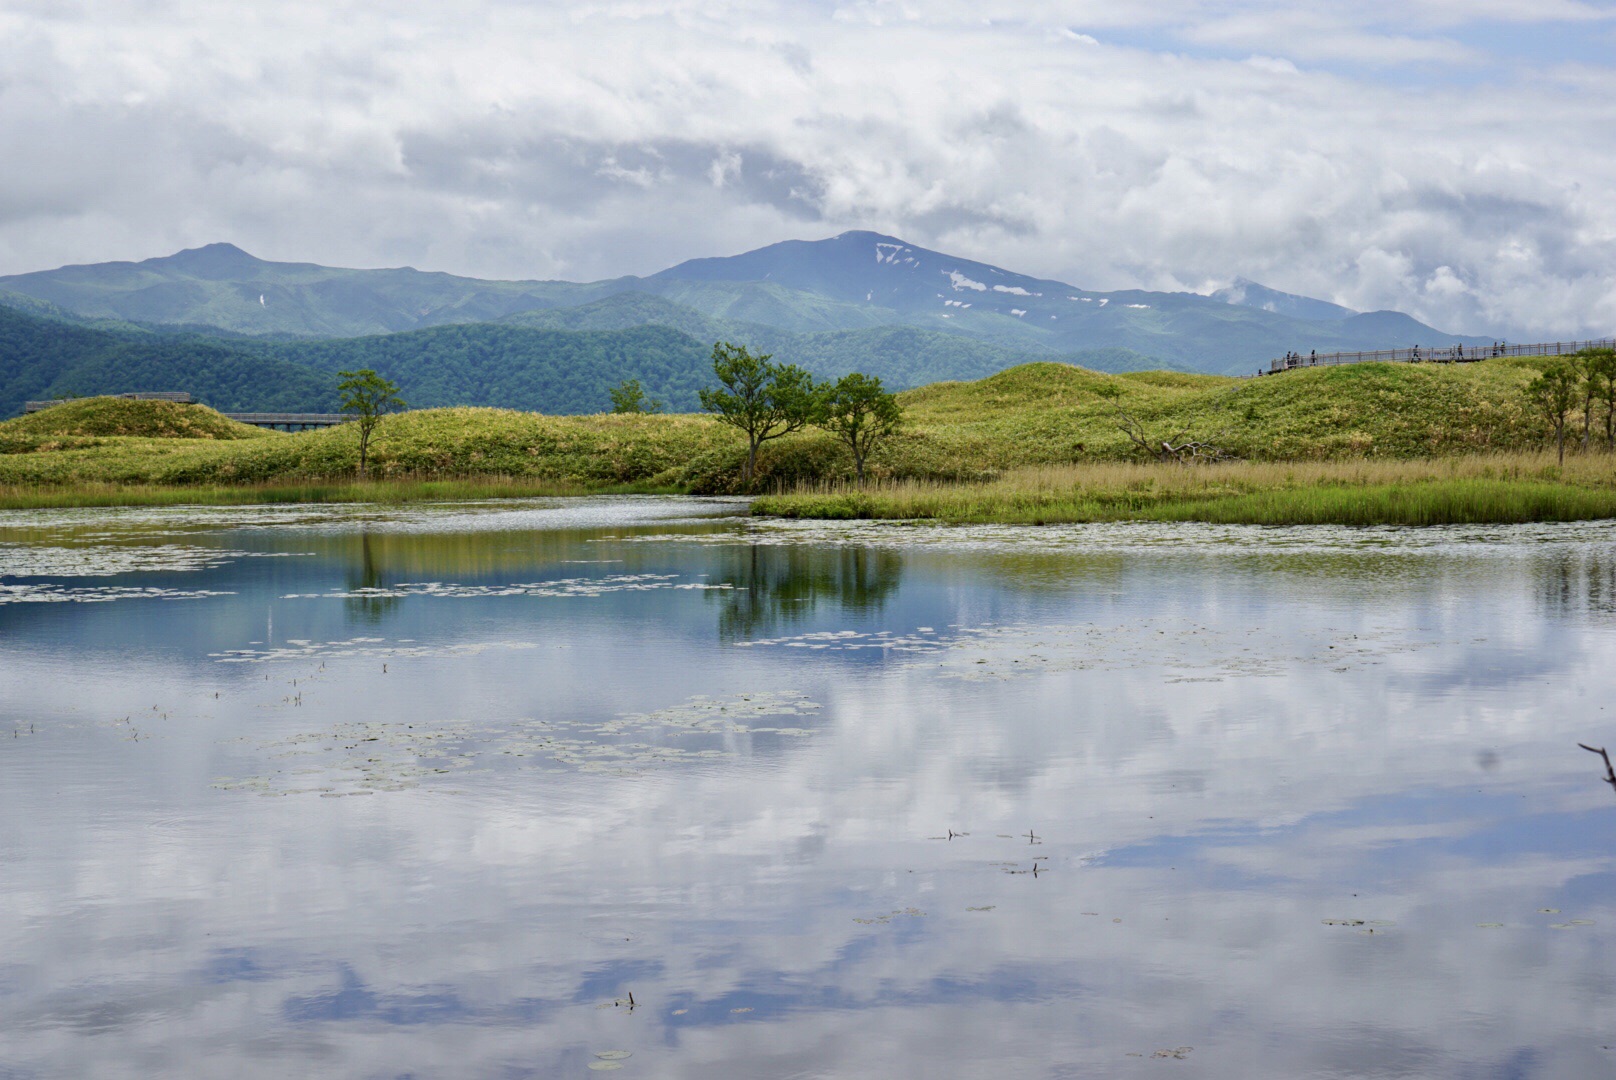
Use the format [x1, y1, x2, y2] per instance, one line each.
[6, 398, 271, 440]
[0, 358, 1574, 501]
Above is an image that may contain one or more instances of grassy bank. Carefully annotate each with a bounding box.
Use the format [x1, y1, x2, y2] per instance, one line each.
[752, 454, 1616, 526]
[0, 476, 681, 511]
[0, 358, 1603, 521]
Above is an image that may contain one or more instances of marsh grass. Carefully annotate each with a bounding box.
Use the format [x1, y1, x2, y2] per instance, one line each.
[0, 475, 678, 511]
[753, 453, 1616, 526]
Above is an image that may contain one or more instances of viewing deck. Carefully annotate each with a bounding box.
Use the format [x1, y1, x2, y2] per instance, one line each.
[1263, 338, 1616, 375]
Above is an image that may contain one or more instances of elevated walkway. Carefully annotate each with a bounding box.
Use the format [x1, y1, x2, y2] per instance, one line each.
[19, 394, 354, 429]
[1264, 338, 1615, 375]
[221, 413, 350, 430]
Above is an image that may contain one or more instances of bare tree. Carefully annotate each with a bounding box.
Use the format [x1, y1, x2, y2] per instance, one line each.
[1097, 385, 1231, 463]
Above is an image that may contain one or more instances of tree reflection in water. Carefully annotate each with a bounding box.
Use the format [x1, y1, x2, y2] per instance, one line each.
[344, 532, 402, 624]
[707, 543, 902, 641]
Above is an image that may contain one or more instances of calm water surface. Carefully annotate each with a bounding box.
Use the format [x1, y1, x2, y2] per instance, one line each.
[3, 497, 1616, 1079]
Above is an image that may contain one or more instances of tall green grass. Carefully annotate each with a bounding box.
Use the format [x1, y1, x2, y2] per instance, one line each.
[753, 454, 1616, 526]
[0, 476, 679, 511]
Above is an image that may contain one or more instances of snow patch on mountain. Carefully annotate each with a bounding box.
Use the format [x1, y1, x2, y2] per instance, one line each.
[946, 270, 988, 292]
[874, 242, 909, 265]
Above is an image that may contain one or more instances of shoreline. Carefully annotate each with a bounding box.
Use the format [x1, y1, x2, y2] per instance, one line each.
[6, 453, 1616, 528]
[751, 456, 1616, 527]
[0, 477, 680, 511]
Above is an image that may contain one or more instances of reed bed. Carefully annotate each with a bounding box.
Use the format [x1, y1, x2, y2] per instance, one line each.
[752, 453, 1616, 526]
[0, 475, 677, 511]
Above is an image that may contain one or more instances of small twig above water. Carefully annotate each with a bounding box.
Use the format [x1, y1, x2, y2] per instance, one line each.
[1578, 743, 1616, 790]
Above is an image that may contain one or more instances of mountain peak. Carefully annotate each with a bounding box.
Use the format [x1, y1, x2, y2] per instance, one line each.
[1211, 278, 1356, 322]
[154, 242, 265, 279]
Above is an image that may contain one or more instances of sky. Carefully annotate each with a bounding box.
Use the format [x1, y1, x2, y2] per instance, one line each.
[2, 0, 1615, 337]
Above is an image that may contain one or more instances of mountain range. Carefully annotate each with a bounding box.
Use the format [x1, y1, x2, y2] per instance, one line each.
[0, 232, 1495, 416]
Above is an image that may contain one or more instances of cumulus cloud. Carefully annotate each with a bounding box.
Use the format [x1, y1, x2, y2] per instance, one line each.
[0, 0, 1613, 335]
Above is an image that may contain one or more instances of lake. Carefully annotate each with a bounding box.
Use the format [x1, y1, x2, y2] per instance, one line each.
[3, 497, 1614, 1079]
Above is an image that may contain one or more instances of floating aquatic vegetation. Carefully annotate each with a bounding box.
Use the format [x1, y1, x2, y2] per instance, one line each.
[0, 583, 235, 604]
[1152, 1047, 1194, 1060]
[601, 691, 821, 738]
[611, 516, 1616, 557]
[1322, 919, 1395, 929]
[211, 691, 822, 795]
[738, 617, 1436, 683]
[278, 573, 735, 601]
[0, 542, 297, 579]
[210, 637, 540, 664]
[853, 907, 925, 925]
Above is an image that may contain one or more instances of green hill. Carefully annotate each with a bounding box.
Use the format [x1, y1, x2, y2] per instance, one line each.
[6, 397, 273, 440]
[0, 358, 1570, 498]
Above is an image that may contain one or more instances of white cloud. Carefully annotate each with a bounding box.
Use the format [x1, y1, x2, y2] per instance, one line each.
[0, 1, 1612, 335]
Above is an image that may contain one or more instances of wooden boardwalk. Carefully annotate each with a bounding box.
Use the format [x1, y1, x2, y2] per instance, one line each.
[222, 413, 350, 430]
[20, 394, 353, 429]
[1264, 337, 1616, 375]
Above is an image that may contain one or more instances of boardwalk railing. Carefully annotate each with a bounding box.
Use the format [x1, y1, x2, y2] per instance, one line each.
[19, 394, 353, 429]
[222, 413, 351, 430]
[1264, 338, 1616, 375]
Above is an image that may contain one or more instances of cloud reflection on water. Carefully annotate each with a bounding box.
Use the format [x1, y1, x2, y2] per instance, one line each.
[2, 501, 1615, 1078]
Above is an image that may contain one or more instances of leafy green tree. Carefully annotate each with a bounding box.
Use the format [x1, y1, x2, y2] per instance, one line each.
[337, 368, 405, 478]
[609, 378, 663, 414]
[1527, 362, 1579, 465]
[818, 372, 901, 482]
[1582, 348, 1616, 451]
[698, 342, 818, 488]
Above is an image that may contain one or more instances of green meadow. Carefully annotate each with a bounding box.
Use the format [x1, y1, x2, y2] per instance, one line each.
[4, 357, 1612, 525]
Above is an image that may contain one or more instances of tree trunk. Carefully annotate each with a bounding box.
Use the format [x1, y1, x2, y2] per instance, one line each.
[744, 440, 758, 488]
[1557, 421, 1566, 465]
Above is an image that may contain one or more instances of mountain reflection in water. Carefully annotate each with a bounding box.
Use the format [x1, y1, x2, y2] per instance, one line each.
[1, 498, 1614, 1080]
